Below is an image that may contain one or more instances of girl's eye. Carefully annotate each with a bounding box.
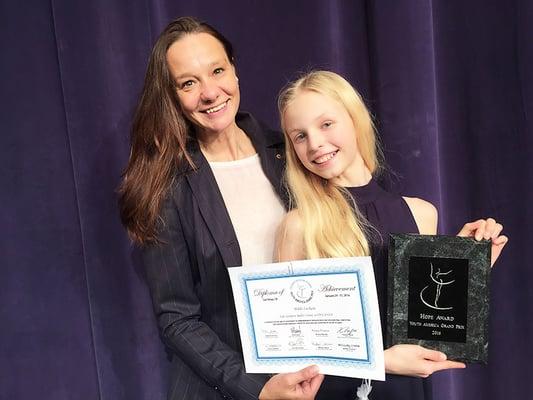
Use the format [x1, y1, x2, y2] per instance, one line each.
[322, 121, 333, 129]
[293, 132, 306, 143]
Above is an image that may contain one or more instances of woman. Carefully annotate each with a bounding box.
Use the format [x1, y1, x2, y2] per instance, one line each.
[118, 17, 323, 400]
[276, 70, 508, 399]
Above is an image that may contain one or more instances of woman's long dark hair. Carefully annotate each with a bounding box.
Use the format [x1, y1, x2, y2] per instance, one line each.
[118, 17, 235, 244]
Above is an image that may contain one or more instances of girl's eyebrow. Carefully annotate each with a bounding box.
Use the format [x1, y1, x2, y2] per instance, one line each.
[287, 127, 302, 135]
[286, 113, 328, 135]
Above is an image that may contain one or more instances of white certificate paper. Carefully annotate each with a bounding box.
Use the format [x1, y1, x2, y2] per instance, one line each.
[228, 257, 385, 381]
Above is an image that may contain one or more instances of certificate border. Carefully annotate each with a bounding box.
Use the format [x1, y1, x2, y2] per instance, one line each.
[235, 259, 380, 371]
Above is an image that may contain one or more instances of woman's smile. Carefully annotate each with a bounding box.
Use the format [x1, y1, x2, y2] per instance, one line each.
[203, 99, 229, 115]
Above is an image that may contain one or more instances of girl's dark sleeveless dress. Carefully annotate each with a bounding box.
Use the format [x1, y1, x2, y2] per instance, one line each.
[317, 179, 432, 400]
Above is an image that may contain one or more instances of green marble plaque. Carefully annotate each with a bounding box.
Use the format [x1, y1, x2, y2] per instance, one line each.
[387, 234, 491, 363]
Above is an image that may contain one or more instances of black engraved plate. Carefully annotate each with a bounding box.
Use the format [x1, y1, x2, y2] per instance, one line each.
[387, 234, 490, 363]
[407, 256, 468, 343]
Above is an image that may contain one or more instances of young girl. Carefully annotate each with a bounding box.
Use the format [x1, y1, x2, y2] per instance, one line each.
[276, 71, 507, 399]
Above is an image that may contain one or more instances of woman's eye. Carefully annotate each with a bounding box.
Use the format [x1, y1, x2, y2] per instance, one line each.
[180, 80, 195, 89]
[213, 67, 224, 75]
[322, 121, 333, 129]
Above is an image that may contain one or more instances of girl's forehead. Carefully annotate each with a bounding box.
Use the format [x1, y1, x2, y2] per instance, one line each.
[285, 90, 343, 117]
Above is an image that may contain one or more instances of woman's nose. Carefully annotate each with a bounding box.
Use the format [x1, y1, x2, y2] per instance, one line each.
[200, 79, 219, 103]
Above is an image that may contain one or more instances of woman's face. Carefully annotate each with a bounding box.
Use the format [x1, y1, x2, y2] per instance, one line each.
[166, 33, 240, 137]
[283, 90, 363, 186]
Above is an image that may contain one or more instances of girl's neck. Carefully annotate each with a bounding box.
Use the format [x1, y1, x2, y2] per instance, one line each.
[330, 158, 372, 187]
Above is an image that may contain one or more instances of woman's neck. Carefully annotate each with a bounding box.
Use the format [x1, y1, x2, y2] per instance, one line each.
[197, 124, 255, 162]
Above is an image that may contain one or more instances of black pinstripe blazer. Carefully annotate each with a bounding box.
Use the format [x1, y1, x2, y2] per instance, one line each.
[142, 112, 287, 400]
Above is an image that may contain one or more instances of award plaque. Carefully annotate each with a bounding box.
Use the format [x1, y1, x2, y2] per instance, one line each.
[387, 234, 491, 363]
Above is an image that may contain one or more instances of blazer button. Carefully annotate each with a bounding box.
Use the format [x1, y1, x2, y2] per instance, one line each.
[214, 386, 219, 391]
[276, 153, 282, 159]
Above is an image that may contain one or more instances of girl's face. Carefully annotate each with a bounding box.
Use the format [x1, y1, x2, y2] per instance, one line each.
[283, 90, 365, 186]
[166, 33, 240, 137]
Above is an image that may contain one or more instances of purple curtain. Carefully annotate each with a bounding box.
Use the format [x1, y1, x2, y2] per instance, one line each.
[1, 1, 530, 399]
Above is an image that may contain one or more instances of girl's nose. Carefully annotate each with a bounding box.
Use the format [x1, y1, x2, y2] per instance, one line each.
[306, 131, 324, 152]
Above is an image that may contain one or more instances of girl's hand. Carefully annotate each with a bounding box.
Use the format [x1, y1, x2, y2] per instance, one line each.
[385, 344, 466, 378]
[457, 218, 508, 267]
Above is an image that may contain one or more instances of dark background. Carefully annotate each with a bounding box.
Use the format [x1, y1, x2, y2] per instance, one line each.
[1, 1, 531, 399]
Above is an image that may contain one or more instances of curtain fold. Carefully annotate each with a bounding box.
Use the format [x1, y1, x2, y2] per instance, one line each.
[1, 1, 530, 399]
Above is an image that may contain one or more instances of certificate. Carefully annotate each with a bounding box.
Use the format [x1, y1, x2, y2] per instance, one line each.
[228, 257, 385, 380]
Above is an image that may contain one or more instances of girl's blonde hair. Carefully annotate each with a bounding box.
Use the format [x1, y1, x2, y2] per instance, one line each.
[278, 71, 382, 258]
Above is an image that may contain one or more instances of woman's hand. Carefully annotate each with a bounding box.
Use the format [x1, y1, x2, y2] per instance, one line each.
[259, 365, 324, 400]
[385, 344, 466, 378]
[457, 218, 508, 267]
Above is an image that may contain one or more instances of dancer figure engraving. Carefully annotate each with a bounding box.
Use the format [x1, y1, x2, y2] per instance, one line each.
[420, 263, 455, 311]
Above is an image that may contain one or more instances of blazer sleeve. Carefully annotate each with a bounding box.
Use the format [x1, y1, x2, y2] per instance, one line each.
[142, 190, 268, 400]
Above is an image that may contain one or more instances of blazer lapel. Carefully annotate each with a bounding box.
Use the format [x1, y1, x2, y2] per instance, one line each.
[185, 147, 242, 268]
[237, 112, 289, 208]
[259, 144, 288, 208]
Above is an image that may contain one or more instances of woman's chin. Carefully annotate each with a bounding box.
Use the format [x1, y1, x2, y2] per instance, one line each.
[195, 110, 237, 136]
